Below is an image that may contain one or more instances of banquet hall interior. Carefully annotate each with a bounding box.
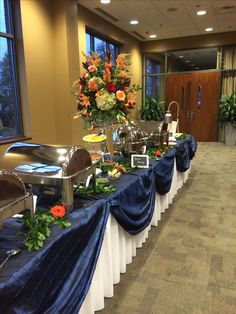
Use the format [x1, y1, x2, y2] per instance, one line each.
[0, 0, 236, 313]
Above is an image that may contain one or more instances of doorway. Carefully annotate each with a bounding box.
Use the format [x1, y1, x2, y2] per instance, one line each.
[166, 71, 220, 141]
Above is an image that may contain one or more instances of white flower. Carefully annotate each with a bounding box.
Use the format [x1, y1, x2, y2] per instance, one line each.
[96, 90, 117, 111]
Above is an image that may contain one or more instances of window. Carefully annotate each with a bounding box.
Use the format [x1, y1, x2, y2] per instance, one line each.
[0, 0, 22, 141]
[144, 57, 161, 97]
[86, 30, 119, 61]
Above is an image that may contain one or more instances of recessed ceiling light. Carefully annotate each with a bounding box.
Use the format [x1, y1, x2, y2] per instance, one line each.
[185, 60, 190, 63]
[197, 10, 206, 15]
[179, 55, 184, 58]
[205, 27, 213, 32]
[130, 20, 139, 25]
[149, 34, 157, 38]
[100, 0, 111, 4]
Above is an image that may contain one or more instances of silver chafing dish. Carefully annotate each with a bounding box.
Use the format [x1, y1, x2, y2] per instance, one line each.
[147, 121, 169, 147]
[0, 170, 33, 228]
[0, 142, 94, 211]
[113, 122, 147, 155]
[137, 121, 169, 147]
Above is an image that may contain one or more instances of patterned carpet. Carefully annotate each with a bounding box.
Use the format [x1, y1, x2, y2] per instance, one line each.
[98, 142, 236, 314]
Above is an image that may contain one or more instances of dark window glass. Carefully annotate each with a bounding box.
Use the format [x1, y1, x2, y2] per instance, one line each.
[86, 31, 119, 61]
[0, 0, 11, 33]
[0, 0, 22, 140]
[94, 37, 106, 59]
[145, 58, 161, 97]
[86, 33, 91, 55]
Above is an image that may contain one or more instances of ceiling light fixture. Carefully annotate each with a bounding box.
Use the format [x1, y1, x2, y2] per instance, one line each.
[179, 55, 184, 58]
[205, 27, 213, 32]
[130, 20, 139, 25]
[185, 60, 190, 63]
[100, 0, 111, 4]
[197, 10, 206, 15]
[149, 34, 157, 38]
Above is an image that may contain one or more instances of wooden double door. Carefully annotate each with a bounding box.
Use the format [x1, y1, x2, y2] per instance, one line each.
[166, 71, 220, 141]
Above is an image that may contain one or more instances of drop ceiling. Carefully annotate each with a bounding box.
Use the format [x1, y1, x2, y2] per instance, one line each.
[77, 0, 236, 41]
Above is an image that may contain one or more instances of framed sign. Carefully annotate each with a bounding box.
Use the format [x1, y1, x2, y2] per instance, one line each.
[131, 154, 149, 168]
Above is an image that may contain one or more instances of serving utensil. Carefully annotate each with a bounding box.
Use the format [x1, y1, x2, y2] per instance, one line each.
[0, 248, 22, 270]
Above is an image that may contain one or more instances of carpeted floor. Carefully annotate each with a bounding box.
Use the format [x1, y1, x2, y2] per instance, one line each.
[98, 142, 236, 314]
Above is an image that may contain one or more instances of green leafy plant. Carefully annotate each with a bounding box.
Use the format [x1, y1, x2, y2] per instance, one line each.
[219, 93, 236, 128]
[22, 210, 54, 251]
[147, 145, 171, 158]
[175, 133, 187, 141]
[22, 205, 71, 252]
[75, 182, 116, 196]
[140, 96, 164, 121]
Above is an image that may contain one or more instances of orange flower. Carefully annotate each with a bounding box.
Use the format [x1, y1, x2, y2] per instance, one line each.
[88, 65, 97, 73]
[105, 62, 112, 70]
[116, 55, 126, 69]
[155, 150, 162, 157]
[116, 90, 126, 101]
[51, 205, 66, 219]
[103, 68, 111, 82]
[80, 94, 90, 107]
[116, 70, 128, 78]
[88, 80, 98, 91]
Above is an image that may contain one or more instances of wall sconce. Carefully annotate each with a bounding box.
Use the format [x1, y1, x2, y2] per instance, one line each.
[164, 101, 180, 133]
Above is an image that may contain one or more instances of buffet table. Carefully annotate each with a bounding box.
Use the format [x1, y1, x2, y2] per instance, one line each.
[0, 136, 197, 314]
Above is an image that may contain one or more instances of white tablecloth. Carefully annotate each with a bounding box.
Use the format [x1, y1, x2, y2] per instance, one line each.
[79, 161, 190, 313]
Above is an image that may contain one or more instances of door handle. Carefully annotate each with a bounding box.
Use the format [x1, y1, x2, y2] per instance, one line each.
[190, 111, 194, 119]
[187, 112, 190, 119]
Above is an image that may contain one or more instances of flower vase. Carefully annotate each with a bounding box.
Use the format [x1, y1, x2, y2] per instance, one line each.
[99, 124, 114, 156]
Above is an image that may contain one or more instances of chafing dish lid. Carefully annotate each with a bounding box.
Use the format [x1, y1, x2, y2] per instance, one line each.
[114, 123, 146, 145]
[0, 142, 92, 177]
[0, 170, 26, 208]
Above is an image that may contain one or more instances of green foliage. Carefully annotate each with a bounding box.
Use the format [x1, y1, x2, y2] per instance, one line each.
[75, 182, 116, 196]
[175, 133, 188, 141]
[140, 96, 164, 121]
[22, 209, 71, 252]
[146, 145, 171, 158]
[22, 210, 54, 251]
[219, 93, 236, 128]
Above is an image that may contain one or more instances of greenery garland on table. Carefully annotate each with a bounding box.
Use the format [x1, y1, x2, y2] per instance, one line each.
[21, 204, 71, 252]
[147, 145, 171, 159]
[74, 182, 117, 196]
[175, 133, 188, 141]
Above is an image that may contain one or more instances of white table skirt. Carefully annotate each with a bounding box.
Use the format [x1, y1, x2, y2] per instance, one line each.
[79, 161, 190, 314]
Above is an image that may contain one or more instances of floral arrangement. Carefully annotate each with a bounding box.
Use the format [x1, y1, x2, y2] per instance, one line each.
[22, 204, 71, 252]
[72, 51, 141, 129]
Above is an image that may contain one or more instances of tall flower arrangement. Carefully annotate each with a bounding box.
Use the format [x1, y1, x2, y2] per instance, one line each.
[72, 51, 140, 129]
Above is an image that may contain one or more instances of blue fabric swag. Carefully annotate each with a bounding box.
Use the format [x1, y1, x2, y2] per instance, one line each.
[153, 148, 175, 195]
[0, 199, 109, 314]
[109, 168, 156, 235]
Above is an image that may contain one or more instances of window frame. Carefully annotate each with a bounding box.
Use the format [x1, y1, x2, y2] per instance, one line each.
[0, 0, 23, 143]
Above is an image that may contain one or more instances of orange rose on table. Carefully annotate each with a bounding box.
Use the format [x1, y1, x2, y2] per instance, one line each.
[116, 90, 126, 101]
[51, 205, 66, 219]
[155, 150, 162, 157]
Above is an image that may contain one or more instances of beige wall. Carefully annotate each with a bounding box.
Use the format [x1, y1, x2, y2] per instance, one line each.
[141, 31, 236, 53]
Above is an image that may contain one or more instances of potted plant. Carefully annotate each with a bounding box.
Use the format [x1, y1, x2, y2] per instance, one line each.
[138, 96, 164, 133]
[219, 93, 236, 145]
